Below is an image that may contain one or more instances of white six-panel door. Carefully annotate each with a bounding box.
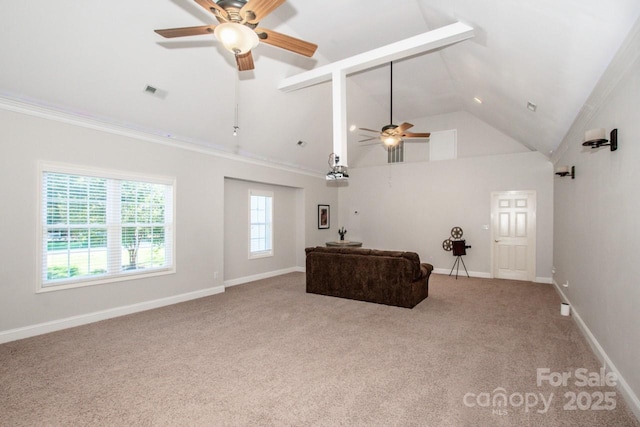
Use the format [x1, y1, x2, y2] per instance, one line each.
[491, 191, 536, 281]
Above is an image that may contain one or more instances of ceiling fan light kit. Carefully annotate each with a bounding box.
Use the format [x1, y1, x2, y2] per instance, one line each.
[383, 134, 401, 146]
[214, 22, 259, 54]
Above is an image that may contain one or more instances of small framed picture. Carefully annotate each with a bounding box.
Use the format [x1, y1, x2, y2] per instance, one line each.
[318, 205, 330, 229]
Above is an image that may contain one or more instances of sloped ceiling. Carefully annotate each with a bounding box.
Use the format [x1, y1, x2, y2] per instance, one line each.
[1, 1, 639, 174]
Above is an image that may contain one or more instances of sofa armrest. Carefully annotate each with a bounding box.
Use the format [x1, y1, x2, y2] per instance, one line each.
[419, 263, 434, 280]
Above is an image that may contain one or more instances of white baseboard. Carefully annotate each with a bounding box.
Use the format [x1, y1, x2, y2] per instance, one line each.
[432, 268, 491, 279]
[432, 269, 552, 284]
[0, 285, 225, 345]
[552, 280, 640, 421]
[223, 267, 305, 288]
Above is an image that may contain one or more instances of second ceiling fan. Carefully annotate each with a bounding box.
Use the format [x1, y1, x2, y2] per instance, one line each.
[154, 0, 317, 71]
[359, 62, 431, 147]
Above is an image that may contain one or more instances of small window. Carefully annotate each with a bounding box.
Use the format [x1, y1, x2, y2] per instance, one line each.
[249, 190, 273, 258]
[38, 162, 175, 291]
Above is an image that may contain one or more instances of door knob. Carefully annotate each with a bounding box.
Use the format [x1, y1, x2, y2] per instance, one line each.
[494, 239, 501, 243]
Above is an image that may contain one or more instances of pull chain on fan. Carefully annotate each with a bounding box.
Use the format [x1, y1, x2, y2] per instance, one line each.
[233, 72, 240, 136]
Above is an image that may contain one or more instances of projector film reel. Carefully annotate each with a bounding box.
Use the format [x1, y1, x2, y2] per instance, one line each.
[442, 239, 453, 251]
[451, 226, 463, 240]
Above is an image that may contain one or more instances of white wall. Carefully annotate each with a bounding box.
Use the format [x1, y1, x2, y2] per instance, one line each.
[338, 151, 553, 279]
[0, 107, 337, 336]
[551, 20, 640, 416]
[408, 110, 531, 159]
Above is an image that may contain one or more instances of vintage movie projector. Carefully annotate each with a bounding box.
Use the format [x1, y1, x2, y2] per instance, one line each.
[442, 227, 472, 279]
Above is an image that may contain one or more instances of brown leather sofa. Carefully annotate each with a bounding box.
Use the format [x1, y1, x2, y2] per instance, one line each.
[305, 246, 433, 308]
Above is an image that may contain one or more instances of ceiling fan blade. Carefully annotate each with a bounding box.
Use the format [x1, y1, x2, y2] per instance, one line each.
[394, 122, 414, 134]
[359, 127, 382, 134]
[154, 25, 216, 38]
[255, 28, 317, 57]
[194, 0, 227, 17]
[241, 0, 285, 23]
[358, 137, 377, 143]
[235, 51, 255, 71]
[403, 132, 431, 138]
[359, 141, 381, 146]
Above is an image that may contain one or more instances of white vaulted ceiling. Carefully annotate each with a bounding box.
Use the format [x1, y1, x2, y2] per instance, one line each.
[1, 1, 639, 173]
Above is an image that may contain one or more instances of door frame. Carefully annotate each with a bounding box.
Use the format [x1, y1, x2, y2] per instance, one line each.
[490, 190, 537, 281]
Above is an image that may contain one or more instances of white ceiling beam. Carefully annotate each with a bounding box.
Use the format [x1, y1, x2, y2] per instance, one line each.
[332, 70, 348, 166]
[278, 22, 475, 92]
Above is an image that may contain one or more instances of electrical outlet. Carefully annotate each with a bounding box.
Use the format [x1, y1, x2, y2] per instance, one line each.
[214, 271, 218, 279]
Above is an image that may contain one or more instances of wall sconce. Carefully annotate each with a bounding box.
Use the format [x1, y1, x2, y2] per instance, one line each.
[555, 165, 575, 179]
[582, 128, 618, 151]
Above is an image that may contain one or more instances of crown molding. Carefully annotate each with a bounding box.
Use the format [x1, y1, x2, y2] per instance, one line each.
[0, 95, 325, 179]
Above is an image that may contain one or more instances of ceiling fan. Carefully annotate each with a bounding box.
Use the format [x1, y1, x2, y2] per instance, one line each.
[359, 62, 431, 147]
[154, 0, 317, 71]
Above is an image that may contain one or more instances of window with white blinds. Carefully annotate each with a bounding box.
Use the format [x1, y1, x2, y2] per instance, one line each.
[249, 190, 273, 259]
[38, 163, 175, 291]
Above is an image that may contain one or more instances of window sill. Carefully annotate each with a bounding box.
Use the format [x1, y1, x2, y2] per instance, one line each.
[248, 251, 273, 260]
[37, 267, 176, 293]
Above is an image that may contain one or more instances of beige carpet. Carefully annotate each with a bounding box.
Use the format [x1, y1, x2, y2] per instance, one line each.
[1, 273, 638, 426]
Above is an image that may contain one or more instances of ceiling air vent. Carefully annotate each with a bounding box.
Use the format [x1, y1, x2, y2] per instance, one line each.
[388, 142, 404, 163]
[142, 84, 168, 99]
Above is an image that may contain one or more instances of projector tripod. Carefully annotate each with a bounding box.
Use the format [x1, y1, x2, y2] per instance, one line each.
[449, 255, 469, 279]
[442, 227, 471, 280]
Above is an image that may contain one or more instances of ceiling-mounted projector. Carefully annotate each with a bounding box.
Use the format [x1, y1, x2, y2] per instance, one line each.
[326, 169, 349, 180]
[326, 153, 349, 181]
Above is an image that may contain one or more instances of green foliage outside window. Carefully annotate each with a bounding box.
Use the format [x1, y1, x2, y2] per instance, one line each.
[43, 170, 172, 285]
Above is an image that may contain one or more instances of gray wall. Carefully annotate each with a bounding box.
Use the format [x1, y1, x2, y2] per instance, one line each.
[223, 178, 300, 281]
[551, 20, 640, 412]
[338, 151, 554, 279]
[0, 107, 337, 333]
